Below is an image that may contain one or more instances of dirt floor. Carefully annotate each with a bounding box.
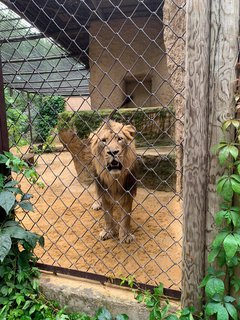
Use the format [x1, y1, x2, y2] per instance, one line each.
[15, 149, 183, 290]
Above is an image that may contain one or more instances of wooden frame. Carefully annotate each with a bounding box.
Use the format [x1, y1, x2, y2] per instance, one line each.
[182, 0, 239, 309]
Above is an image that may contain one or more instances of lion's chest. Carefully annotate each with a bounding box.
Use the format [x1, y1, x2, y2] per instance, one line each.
[95, 171, 137, 202]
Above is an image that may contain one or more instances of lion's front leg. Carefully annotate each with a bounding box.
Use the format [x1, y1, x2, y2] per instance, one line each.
[99, 197, 117, 240]
[119, 197, 135, 243]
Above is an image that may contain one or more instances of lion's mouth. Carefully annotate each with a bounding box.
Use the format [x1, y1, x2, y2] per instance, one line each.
[107, 159, 123, 171]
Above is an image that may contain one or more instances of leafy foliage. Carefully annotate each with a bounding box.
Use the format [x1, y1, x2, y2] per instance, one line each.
[36, 95, 65, 142]
[58, 107, 174, 147]
[200, 118, 240, 319]
[5, 91, 29, 147]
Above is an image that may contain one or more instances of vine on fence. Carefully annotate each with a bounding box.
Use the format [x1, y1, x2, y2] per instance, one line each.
[199, 113, 240, 320]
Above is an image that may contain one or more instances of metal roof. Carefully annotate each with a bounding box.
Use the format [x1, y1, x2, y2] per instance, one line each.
[0, 0, 164, 95]
[0, 2, 89, 96]
[2, 0, 164, 68]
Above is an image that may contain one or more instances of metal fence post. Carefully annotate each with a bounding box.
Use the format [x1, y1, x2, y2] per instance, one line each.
[0, 54, 10, 222]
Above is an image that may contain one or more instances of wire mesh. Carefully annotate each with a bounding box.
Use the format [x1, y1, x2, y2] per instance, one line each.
[0, 0, 185, 293]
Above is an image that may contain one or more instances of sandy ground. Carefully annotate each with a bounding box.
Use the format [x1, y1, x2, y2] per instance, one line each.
[15, 150, 182, 290]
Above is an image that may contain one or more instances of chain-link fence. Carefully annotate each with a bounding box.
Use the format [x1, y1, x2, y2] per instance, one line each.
[0, 0, 185, 296]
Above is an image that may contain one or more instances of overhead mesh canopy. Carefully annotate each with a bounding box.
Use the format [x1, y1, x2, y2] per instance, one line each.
[0, 2, 89, 96]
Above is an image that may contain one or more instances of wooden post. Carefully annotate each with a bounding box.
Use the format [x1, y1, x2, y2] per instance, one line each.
[182, 0, 239, 310]
[181, 0, 211, 309]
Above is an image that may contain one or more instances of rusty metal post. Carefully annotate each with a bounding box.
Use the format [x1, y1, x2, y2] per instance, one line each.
[0, 54, 10, 222]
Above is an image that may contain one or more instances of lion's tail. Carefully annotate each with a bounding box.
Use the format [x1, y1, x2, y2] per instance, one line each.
[58, 129, 94, 186]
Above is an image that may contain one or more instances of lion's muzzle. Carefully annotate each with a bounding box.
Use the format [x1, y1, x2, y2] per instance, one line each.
[107, 159, 123, 172]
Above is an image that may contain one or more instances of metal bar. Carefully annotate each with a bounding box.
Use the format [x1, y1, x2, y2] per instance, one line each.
[0, 33, 45, 44]
[3, 68, 87, 75]
[0, 56, 9, 153]
[36, 263, 181, 300]
[2, 54, 82, 64]
[0, 54, 10, 223]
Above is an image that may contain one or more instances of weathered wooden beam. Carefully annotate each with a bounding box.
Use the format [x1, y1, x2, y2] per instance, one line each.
[182, 0, 239, 310]
[181, 0, 211, 309]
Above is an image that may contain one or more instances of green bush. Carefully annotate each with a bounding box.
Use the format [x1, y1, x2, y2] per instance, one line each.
[5, 93, 29, 147]
[36, 96, 65, 142]
[58, 107, 175, 147]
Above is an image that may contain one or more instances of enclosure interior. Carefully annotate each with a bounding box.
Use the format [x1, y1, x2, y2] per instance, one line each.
[0, 0, 185, 293]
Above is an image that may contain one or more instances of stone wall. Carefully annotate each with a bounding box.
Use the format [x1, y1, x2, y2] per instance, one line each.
[89, 17, 174, 109]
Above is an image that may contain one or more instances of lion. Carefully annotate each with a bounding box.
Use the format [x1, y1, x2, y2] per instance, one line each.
[58, 120, 137, 243]
[89, 120, 137, 243]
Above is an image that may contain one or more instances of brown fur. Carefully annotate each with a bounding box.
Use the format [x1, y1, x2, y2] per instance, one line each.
[59, 120, 137, 243]
[90, 120, 137, 243]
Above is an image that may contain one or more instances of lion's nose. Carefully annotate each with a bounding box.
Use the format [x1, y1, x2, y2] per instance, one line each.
[107, 150, 119, 157]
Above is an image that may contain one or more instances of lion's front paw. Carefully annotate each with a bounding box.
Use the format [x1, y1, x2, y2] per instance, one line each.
[99, 229, 116, 241]
[120, 233, 135, 244]
[91, 200, 101, 210]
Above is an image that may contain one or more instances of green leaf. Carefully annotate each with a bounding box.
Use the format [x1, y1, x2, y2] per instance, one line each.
[16, 294, 25, 306]
[0, 233, 12, 262]
[229, 146, 239, 160]
[0, 190, 15, 215]
[217, 176, 229, 193]
[212, 231, 229, 249]
[223, 120, 233, 131]
[18, 201, 34, 212]
[0, 154, 8, 164]
[224, 296, 235, 303]
[3, 225, 40, 248]
[29, 305, 36, 315]
[4, 180, 19, 188]
[230, 211, 240, 227]
[115, 315, 129, 320]
[39, 235, 45, 248]
[215, 210, 227, 226]
[135, 293, 144, 303]
[233, 233, 240, 246]
[237, 164, 240, 175]
[230, 178, 240, 194]
[22, 300, 32, 310]
[96, 307, 112, 320]
[208, 247, 220, 263]
[223, 179, 234, 202]
[166, 315, 178, 320]
[154, 283, 164, 296]
[219, 147, 231, 164]
[231, 174, 240, 183]
[205, 302, 221, 316]
[223, 234, 238, 260]
[225, 303, 238, 320]
[205, 278, 225, 299]
[21, 193, 33, 201]
[217, 305, 229, 320]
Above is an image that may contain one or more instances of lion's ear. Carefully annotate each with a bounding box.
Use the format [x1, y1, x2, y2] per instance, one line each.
[124, 124, 136, 140]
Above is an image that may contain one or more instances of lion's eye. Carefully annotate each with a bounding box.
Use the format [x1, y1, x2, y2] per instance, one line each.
[117, 136, 123, 141]
[101, 138, 107, 143]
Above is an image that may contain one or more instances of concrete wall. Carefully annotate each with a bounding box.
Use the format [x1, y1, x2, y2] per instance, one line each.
[65, 96, 91, 111]
[163, 0, 186, 194]
[89, 17, 174, 110]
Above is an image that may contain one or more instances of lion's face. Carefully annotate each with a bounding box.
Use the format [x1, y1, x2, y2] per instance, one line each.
[90, 120, 136, 178]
